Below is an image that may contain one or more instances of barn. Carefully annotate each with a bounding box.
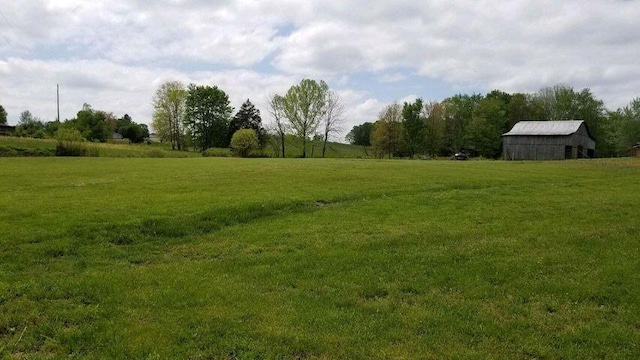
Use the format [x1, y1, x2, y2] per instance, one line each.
[502, 120, 596, 160]
[634, 143, 640, 158]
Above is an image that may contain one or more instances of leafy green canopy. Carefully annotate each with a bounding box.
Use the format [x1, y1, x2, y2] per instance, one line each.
[184, 84, 233, 152]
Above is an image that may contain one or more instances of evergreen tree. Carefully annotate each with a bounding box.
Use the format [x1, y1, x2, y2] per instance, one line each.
[228, 99, 266, 147]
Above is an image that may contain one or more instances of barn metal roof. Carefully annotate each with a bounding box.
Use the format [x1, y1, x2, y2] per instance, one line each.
[503, 120, 586, 136]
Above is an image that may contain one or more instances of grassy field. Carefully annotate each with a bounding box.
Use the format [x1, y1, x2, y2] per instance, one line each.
[0, 136, 371, 159]
[0, 137, 200, 158]
[1, 158, 639, 358]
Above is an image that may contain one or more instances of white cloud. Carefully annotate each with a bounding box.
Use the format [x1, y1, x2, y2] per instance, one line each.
[2, 0, 640, 129]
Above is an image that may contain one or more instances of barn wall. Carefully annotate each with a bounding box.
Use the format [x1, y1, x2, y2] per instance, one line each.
[572, 124, 596, 158]
[503, 135, 570, 160]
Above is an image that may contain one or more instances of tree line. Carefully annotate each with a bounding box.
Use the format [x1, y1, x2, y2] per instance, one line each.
[0, 103, 149, 143]
[347, 84, 640, 158]
[151, 81, 266, 156]
[152, 79, 344, 158]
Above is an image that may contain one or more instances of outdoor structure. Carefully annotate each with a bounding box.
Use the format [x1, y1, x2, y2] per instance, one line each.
[503, 120, 596, 160]
[634, 143, 640, 158]
[0, 124, 16, 136]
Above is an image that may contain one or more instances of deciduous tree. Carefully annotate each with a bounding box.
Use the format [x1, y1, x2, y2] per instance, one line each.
[346, 122, 374, 146]
[402, 98, 425, 158]
[371, 103, 405, 158]
[0, 103, 7, 124]
[73, 105, 110, 142]
[422, 101, 445, 157]
[152, 81, 187, 150]
[320, 91, 344, 158]
[184, 84, 233, 152]
[16, 110, 45, 138]
[230, 129, 259, 157]
[281, 79, 329, 158]
[465, 97, 508, 158]
[267, 94, 288, 158]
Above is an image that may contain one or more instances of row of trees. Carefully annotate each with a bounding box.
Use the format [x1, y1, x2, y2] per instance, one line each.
[347, 85, 640, 158]
[1, 104, 149, 143]
[151, 79, 344, 158]
[152, 81, 266, 154]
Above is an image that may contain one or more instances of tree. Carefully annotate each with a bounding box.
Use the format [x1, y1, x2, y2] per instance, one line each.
[139, 124, 150, 139]
[267, 94, 289, 158]
[152, 81, 187, 150]
[45, 120, 61, 137]
[506, 93, 537, 127]
[422, 101, 446, 157]
[346, 122, 374, 146]
[230, 129, 259, 157]
[73, 105, 110, 142]
[610, 97, 640, 155]
[281, 79, 329, 158]
[320, 90, 344, 158]
[371, 103, 405, 158]
[184, 84, 233, 152]
[441, 93, 483, 154]
[116, 114, 145, 143]
[402, 98, 425, 158]
[0, 103, 7, 125]
[464, 97, 508, 158]
[16, 110, 45, 138]
[229, 99, 266, 147]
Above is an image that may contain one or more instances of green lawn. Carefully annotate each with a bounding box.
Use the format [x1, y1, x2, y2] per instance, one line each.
[1, 158, 639, 358]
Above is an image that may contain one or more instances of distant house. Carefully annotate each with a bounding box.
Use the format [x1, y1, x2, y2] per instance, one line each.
[634, 143, 640, 158]
[148, 133, 161, 142]
[0, 124, 16, 136]
[503, 120, 596, 160]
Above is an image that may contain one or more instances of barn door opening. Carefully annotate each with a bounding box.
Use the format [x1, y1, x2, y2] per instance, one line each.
[577, 145, 585, 159]
[564, 145, 573, 159]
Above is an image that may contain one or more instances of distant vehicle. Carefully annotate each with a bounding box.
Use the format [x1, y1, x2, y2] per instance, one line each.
[454, 152, 468, 160]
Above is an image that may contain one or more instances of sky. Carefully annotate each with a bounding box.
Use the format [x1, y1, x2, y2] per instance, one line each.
[1, 0, 639, 140]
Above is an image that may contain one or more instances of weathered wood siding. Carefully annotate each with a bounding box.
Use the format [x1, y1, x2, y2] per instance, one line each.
[503, 123, 595, 160]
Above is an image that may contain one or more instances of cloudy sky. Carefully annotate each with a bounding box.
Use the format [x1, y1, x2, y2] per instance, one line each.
[1, 0, 639, 139]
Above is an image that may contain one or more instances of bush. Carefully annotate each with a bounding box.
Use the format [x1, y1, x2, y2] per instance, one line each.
[203, 148, 231, 157]
[56, 142, 86, 156]
[230, 129, 259, 157]
[55, 127, 90, 156]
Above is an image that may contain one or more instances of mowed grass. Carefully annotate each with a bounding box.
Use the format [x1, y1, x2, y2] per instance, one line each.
[1, 158, 639, 359]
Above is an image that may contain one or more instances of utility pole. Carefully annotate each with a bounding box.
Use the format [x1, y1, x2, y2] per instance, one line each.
[57, 84, 60, 122]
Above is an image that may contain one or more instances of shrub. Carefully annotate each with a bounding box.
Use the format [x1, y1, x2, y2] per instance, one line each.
[230, 129, 259, 158]
[55, 128, 88, 156]
[56, 142, 86, 156]
[203, 148, 231, 157]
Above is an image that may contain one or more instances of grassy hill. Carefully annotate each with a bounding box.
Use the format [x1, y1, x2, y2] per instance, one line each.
[1, 158, 639, 358]
[0, 136, 370, 159]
